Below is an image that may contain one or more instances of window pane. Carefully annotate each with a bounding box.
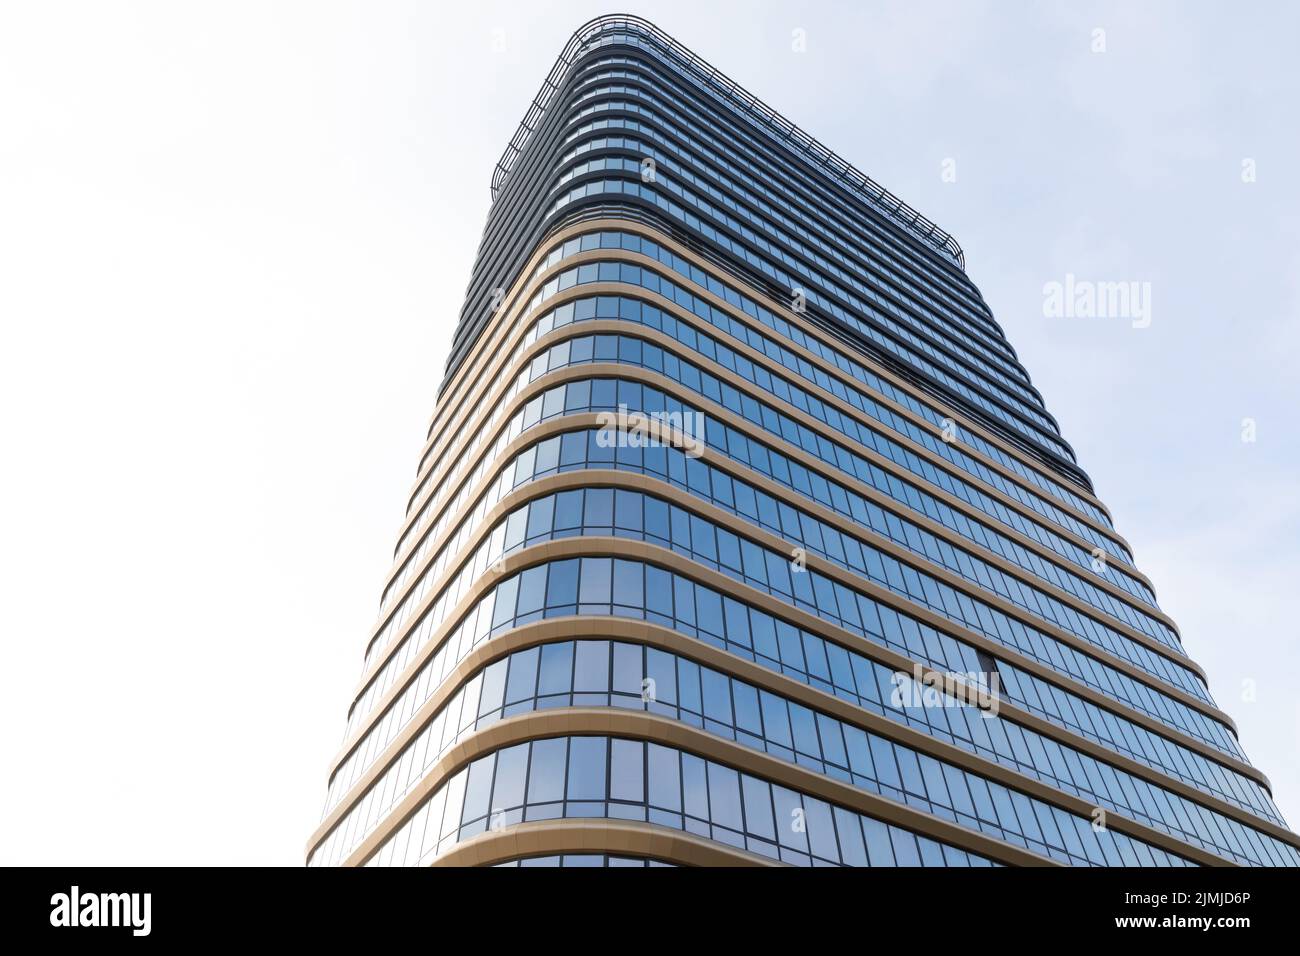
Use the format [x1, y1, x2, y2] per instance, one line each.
[732, 681, 762, 735]
[614, 489, 642, 532]
[545, 558, 580, 608]
[647, 743, 681, 812]
[742, 775, 775, 841]
[574, 641, 610, 693]
[862, 816, 895, 866]
[566, 737, 608, 801]
[682, 753, 709, 820]
[610, 739, 644, 803]
[889, 826, 922, 866]
[461, 754, 495, 826]
[578, 558, 612, 606]
[612, 642, 643, 696]
[492, 743, 529, 812]
[527, 738, 568, 805]
[696, 587, 724, 637]
[804, 798, 839, 862]
[552, 490, 583, 532]
[504, 646, 539, 704]
[707, 763, 743, 831]
[677, 657, 702, 714]
[477, 658, 508, 717]
[646, 565, 674, 618]
[516, 565, 547, 617]
[612, 559, 644, 609]
[584, 488, 613, 527]
[537, 642, 574, 697]
[834, 807, 868, 866]
[701, 668, 733, 725]
[771, 786, 808, 851]
[646, 648, 677, 706]
[439, 768, 468, 841]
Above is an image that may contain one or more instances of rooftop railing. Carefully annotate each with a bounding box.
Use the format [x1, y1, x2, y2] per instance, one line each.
[490, 14, 967, 270]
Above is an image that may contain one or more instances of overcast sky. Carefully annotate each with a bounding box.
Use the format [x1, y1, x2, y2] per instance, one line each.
[2, 0, 1296, 865]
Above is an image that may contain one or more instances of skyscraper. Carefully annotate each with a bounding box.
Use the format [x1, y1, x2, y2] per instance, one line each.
[307, 14, 1298, 867]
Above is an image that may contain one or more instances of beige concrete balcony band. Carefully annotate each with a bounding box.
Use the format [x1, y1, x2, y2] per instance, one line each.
[353, 414, 1246, 796]
[314, 219, 1285, 870]
[325, 473, 1279, 822]
[387, 308, 1170, 665]
[336, 708, 1064, 868]
[359, 357, 1217, 735]
[431, 819, 774, 867]
[414, 248, 1125, 587]
[312, 543, 1289, 868]
[347, 413, 1251, 791]
[384, 319, 1177, 679]
[423, 217, 1116, 529]
[310, 605, 1291, 871]
[400, 278, 1145, 654]
[413, 219, 1123, 556]
[374, 308, 1174, 697]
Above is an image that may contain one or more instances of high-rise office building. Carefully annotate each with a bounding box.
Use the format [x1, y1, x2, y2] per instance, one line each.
[307, 15, 1298, 867]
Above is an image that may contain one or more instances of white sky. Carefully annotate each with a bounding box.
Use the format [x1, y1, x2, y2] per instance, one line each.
[1, 1, 1296, 865]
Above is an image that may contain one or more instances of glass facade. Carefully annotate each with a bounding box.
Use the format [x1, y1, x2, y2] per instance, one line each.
[308, 15, 1298, 867]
